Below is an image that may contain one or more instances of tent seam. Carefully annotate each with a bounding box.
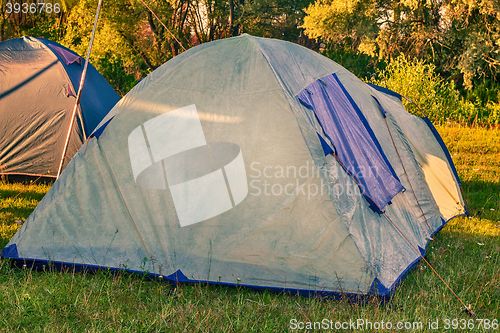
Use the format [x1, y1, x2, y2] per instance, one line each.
[36, 38, 86, 136]
[246, 38, 374, 287]
[93, 139, 156, 259]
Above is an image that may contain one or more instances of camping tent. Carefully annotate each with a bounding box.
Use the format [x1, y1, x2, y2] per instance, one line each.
[2, 34, 466, 297]
[0, 36, 120, 178]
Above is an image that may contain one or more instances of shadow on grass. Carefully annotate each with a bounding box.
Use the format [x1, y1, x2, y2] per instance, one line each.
[461, 179, 499, 220]
[0, 183, 51, 248]
[0, 175, 55, 184]
[0, 187, 48, 203]
[0, 186, 46, 219]
[0, 205, 37, 222]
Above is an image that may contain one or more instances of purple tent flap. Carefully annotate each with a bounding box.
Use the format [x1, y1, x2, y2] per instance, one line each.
[297, 74, 404, 212]
[47, 44, 81, 65]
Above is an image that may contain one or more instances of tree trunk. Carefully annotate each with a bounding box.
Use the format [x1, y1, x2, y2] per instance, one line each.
[228, 0, 234, 37]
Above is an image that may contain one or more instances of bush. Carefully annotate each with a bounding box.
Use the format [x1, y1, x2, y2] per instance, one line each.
[371, 55, 498, 126]
[323, 47, 385, 80]
[97, 55, 137, 96]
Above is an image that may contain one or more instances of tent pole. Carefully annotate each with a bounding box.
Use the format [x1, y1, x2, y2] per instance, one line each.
[56, 0, 104, 178]
[138, 0, 186, 52]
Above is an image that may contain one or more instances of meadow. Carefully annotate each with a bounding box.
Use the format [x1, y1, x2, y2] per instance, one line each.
[0, 125, 498, 332]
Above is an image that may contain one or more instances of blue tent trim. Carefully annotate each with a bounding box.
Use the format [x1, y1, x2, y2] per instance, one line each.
[37, 38, 120, 136]
[367, 83, 402, 101]
[1, 214, 466, 300]
[317, 133, 334, 155]
[369, 212, 466, 296]
[1, 244, 18, 258]
[421, 117, 461, 186]
[91, 117, 114, 139]
[371, 95, 387, 118]
[1, 252, 375, 301]
[3, 212, 466, 300]
[368, 278, 388, 295]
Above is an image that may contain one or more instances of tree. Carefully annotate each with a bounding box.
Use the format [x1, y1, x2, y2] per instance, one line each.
[61, 0, 145, 93]
[239, 0, 314, 41]
[302, 0, 499, 92]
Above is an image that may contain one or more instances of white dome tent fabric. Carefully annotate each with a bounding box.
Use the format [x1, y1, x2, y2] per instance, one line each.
[2, 34, 466, 297]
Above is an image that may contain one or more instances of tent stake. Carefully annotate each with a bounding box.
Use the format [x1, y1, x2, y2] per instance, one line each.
[56, 0, 103, 178]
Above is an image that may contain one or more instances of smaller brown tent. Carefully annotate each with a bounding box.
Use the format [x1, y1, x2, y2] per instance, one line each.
[0, 36, 119, 178]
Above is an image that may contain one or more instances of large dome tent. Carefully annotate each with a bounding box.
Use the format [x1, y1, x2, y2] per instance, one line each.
[2, 34, 466, 298]
[0, 36, 120, 178]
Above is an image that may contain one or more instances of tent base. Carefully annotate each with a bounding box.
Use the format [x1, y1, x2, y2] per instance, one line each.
[2, 256, 384, 302]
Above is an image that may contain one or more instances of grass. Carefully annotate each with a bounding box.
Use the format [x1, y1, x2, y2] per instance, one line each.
[0, 125, 498, 332]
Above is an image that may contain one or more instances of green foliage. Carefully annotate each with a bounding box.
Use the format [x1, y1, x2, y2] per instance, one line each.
[23, 17, 61, 41]
[372, 55, 499, 126]
[323, 46, 385, 80]
[0, 2, 65, 41]
[0, 0, 497, 126]
[97, 55, 137, 96]
[61, 0, 147, 95]
[302, 0, 378, 50]
[240, 0, 314, 41]
[302, 0, 499, 97]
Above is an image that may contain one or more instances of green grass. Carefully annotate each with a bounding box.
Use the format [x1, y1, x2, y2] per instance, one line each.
[0, 126, 498, 332]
